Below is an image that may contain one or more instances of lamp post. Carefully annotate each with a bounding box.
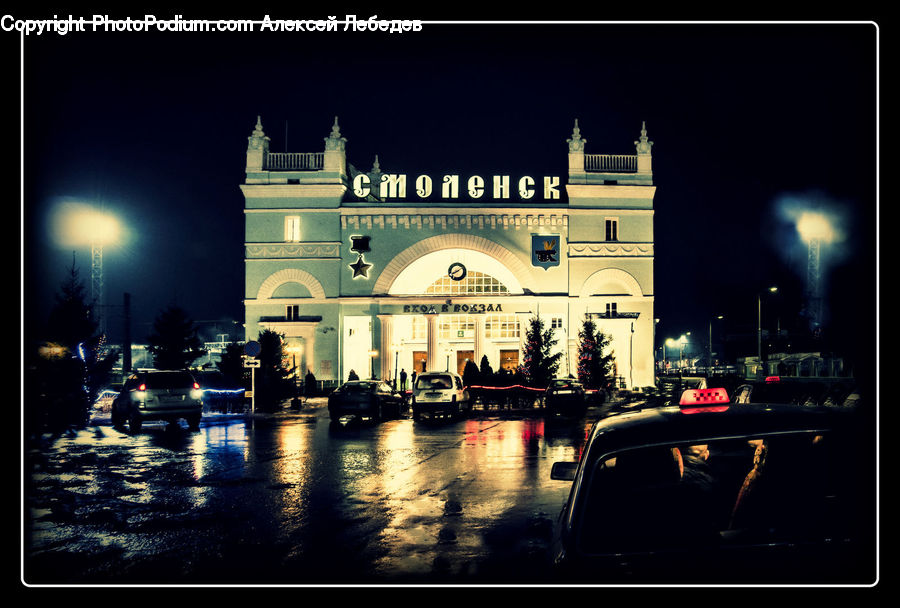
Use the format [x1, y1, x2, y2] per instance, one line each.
[757, 287, 778, 376]
[665, 338, 678, 372]
[709, 315, 723, 372]
[54, 204, 121, 336]
[795, 211, 836, 331]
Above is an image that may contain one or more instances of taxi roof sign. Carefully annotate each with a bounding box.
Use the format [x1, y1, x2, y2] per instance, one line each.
[679, 387, 730, 413]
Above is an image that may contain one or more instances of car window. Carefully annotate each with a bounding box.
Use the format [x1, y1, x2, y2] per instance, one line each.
[455, 376, 463, 389]
[576, 432, 851, 556]
[416, 375, 452, 390]
[144, 372, 195, 389]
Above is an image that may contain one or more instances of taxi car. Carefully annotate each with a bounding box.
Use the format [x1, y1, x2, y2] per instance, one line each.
[410, 371, 471, 421]
[327, 380, 407, 425]
[549, 387, 874, 584]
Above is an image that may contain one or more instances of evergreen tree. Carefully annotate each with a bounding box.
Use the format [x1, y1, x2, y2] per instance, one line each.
[479, 354, 494, 377]
[146, 305, 206, 370]
[32, 258, 119, 433]
[462, 358, 480, 387]
[577, 317, 615, 389]
[520, 315, 562, 387]
[254, 329, 295, 411]
[216, 341, 248, 387]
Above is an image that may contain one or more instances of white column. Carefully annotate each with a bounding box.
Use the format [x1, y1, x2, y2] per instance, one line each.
[377, 315, 394, 381]
[426, 314, 440, 373]
[305, 333, 316, 377]
[474, 315, 485, 367]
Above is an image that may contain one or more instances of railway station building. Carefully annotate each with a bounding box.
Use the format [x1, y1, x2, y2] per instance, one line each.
[241, 117, 656, 389]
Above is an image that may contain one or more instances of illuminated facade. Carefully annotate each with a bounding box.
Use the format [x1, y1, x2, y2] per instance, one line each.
[241, 117, 656, 388]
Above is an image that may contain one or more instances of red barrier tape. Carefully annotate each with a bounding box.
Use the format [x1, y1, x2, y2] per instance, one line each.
[467, 384, 545, 392]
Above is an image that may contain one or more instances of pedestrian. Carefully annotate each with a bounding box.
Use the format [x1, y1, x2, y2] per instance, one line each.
[400, 369, 408, 391]
[304, 370, 316, 397]
[348, 369, 359, 381]
[411, 370, 417, 389]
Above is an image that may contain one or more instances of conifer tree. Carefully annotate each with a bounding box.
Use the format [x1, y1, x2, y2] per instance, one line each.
[577, 317, 614, 389]
[520, 315, 562, 387]
[146, 304, 206, 370]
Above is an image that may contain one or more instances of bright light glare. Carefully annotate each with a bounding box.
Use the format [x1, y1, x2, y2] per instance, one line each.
[52, 202, 121, 247]
[796, 211, 836, 245]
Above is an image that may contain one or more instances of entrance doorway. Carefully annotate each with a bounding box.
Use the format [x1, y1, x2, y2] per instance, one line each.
[500, 349, 519, 371]
[413, 351, 427, 373]
[456, 350, 474, 376]
[343, 316, 372, 381]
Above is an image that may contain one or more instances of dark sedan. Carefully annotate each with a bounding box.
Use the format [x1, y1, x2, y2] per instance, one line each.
[543, 379, 586, 417]
[327, 381, 407, 425]
[549, 387, 874, 584]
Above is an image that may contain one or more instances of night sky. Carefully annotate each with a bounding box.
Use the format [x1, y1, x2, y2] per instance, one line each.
[20, 19, 878, 372]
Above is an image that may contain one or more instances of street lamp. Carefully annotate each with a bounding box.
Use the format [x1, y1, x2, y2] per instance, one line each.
[757, 287, 778, 376]
[795, 211, 836, 330]
[709, 315, 723, 372]
[664, 337, 678, 371]
[52, 202, 122, 336]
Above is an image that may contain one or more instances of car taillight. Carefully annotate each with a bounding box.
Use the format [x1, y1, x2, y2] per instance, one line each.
[193, 382, 200, 390]
[138, 383, 146, 391]
[679, 388, 730, 414]
[765, 376, 781, 383]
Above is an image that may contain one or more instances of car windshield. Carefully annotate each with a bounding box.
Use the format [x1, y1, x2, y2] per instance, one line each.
[142, 372, 195, 389]
[550, 380, 577, 389]
[342, 382, 377, 392]
[576, 431, 853, 557]
[416, 375, 453, 390]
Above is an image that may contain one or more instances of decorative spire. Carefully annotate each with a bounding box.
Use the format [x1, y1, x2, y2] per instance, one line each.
[324, 115, 346, 151]
[247, 115, 269, 151]
[567, 119, 586, 152]
[635, 120, 653, 154]
[370, 154, 381, 176]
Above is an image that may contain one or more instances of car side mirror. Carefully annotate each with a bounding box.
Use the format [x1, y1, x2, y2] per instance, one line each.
[551, 461, 578, 481]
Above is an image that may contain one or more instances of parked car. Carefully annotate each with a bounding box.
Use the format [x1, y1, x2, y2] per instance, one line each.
[549, 386, 873, 584]
[328, 380, 407, 425]
[111, 370, 203, 433]
[731, 376, 860, 407]
[543, 379, 586, 417]
[410, 371, 471, 421]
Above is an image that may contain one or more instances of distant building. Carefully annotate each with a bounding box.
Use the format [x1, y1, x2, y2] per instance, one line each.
[240, 117, 656, 388]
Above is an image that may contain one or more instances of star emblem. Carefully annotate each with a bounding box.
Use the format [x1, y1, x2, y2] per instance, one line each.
[349, 254, 372, 278]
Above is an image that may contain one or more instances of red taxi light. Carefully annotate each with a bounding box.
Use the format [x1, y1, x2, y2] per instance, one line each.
[138, 383, 146, 391]
[765, 376, 781, 383]
[193, 382, 201, 390]
[679, 387, 730, 414]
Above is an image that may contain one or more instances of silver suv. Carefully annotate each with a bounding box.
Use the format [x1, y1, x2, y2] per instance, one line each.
[112, 370, 203, 433]
[411, 371, 471, 421]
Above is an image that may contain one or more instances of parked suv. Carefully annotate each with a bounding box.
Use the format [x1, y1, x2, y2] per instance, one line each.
[112, 370, 203, 433]
[411, 371, 471, 421]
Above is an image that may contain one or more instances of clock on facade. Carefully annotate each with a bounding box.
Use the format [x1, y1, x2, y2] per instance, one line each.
[448, 262, 467, 281]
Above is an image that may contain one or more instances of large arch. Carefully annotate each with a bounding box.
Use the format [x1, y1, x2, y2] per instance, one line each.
[579, 267, 644, 298]
[372, 233, 534, 295]
[256, 268, 326, 300]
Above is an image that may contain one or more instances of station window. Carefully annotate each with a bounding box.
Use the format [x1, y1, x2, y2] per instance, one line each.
[486, 314, 520, 339]
[605, 303, 617, 317]
[551, 317, 564, 330]
[286, 305, 300, 321]
[605, 218, 619, 241]
[440, 315, 476, 339]
[425, 271, 509, 295]
[285, 216, 301, 242]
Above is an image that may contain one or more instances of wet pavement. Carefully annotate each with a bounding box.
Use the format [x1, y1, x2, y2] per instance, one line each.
[24, 398, 603, 585]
